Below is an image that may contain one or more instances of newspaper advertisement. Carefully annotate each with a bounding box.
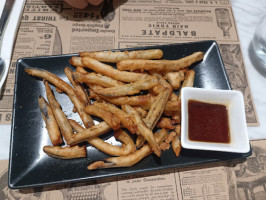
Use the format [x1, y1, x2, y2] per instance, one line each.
[1, 140, 266, 199]
[0, 0, 258, 125]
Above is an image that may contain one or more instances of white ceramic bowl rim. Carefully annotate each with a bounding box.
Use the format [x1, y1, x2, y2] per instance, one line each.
[180, 87, 250, 153]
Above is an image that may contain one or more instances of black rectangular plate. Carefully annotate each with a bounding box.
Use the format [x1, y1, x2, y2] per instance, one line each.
[9, 41, 252, 189]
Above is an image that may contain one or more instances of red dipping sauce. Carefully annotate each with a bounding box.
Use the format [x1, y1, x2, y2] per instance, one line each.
[188, 100, 230, 143]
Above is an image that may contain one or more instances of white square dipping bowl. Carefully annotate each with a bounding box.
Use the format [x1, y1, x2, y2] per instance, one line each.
[181, 87, 250, 153]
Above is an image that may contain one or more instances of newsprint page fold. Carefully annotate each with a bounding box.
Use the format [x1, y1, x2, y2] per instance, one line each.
[0, 0, 258, 126]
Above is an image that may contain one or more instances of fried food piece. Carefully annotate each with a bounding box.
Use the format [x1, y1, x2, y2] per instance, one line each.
[87, 129, 168, 169]
[79, 49, 163, 62]
[156, 117, 175, 130]
[172, 125, 181, 157]
[165, 100, 181, 112]
[70, 56, 83, 66]
[143, 88, 170, 130]
[169, 93, 179, 101]
[113, 129, 136, 155]
[76, 66, 87, 73]
[93, 101, 137, 134]
[165, 70, 186, 90]
[25, 68, 94, 128]
[171, 110, 181, 124]
[98, 93, 153, 106]
[136, 88, 170, 148]
[79, 57, 149, 82]
[72, 71, 123, 88]
[160, 131, 177, 151]
[165, 131, 177, 144]
[85, 105, 121, 130]
[44, 80, 74, 143]
[117, 52, 204, 72]
[65, 67, 89, 104]
[69, 119, 136, 156]
[159, 142, 170, 151]
[133, 107, 148, 118]
[178, 69, 195, 101]
[150, 73, 173, 95]
[140, 98, 181, 113]
[67, 122, 111, 146]
[38, 96, 63, 146]
[172, 136, 181, 157]
[93, 76, 158, 97]
[87, 83, 102, 100]
[122, 104, 161, 157]
[175, 125, 181, 138]
[43, 145, 86, 159]
[151, 84, 166, 95]
[181, 70, 195, 88]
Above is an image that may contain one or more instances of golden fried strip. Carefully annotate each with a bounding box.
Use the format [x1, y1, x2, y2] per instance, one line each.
[156, 117, 175, 130]
[170, 92, 179, 101]
[117, 52, 204, 72]
[93, 101, 137, 134]
[136, 88, 170, 148]
[175, 125, 181, 138]
[87, 129, 168, 169]
[65, 67, 89, 104]
[104, 129, 136, 156]
[25, 68, 94, 128]
[98, 93, 153, 106]
[69, 120, 135, 156]
[159, 142, 170, 151]
[150, 73, 173, 95]
[171, 110, 181, 124]
[85, 105, 121, 130]
[114, 129, 136, 155]
[68, 121, 111, 146]
[165, 131, 177, 144]
[133, 107, 148, 118]
[70, 56, 83, 66]
[140, 97, 181, 112]
[122, 104, 161, 157]
[178, 69, 195, 101]
[160, 131, 177, 151]
[79, 49, 163, 62]
[43, 145, 86, 159]
[72, 72, 124, 88]
[44, 81, 74, 143]
[80, 57, 149, 82]
[172, 125, 181, 157]
[94, 77, 158, 97]
[165, 100, 181, 112]
[38, 96, 63, 146]
[143, 88, 170, 130]
[181, 70, 195, 88]
[87, 83, 102, 100]
[172, 136, 181, 157]
[76, 66, 87, 73]
[165, 70, 186, 90]
[140, 99, 169, 112]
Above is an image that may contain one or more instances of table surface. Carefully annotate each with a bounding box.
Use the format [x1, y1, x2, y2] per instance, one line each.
[0, 0, 266, 160]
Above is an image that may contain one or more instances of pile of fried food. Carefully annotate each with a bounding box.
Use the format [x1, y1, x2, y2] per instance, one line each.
[25, 48, 204, 170]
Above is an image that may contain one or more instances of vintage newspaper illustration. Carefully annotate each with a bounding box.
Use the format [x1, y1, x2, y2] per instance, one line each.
[0, 0, 258, 125]
[1, 140, 266, 199]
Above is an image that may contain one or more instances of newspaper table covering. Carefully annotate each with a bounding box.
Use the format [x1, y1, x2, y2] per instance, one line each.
[1, 139, 266, 199]
[0, 0, 264, 198]
[0, 0, 258, 126]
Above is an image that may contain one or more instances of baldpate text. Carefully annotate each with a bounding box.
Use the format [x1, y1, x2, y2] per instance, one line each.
[141, 30, 197, 36]
[142, 23, 196, 36]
